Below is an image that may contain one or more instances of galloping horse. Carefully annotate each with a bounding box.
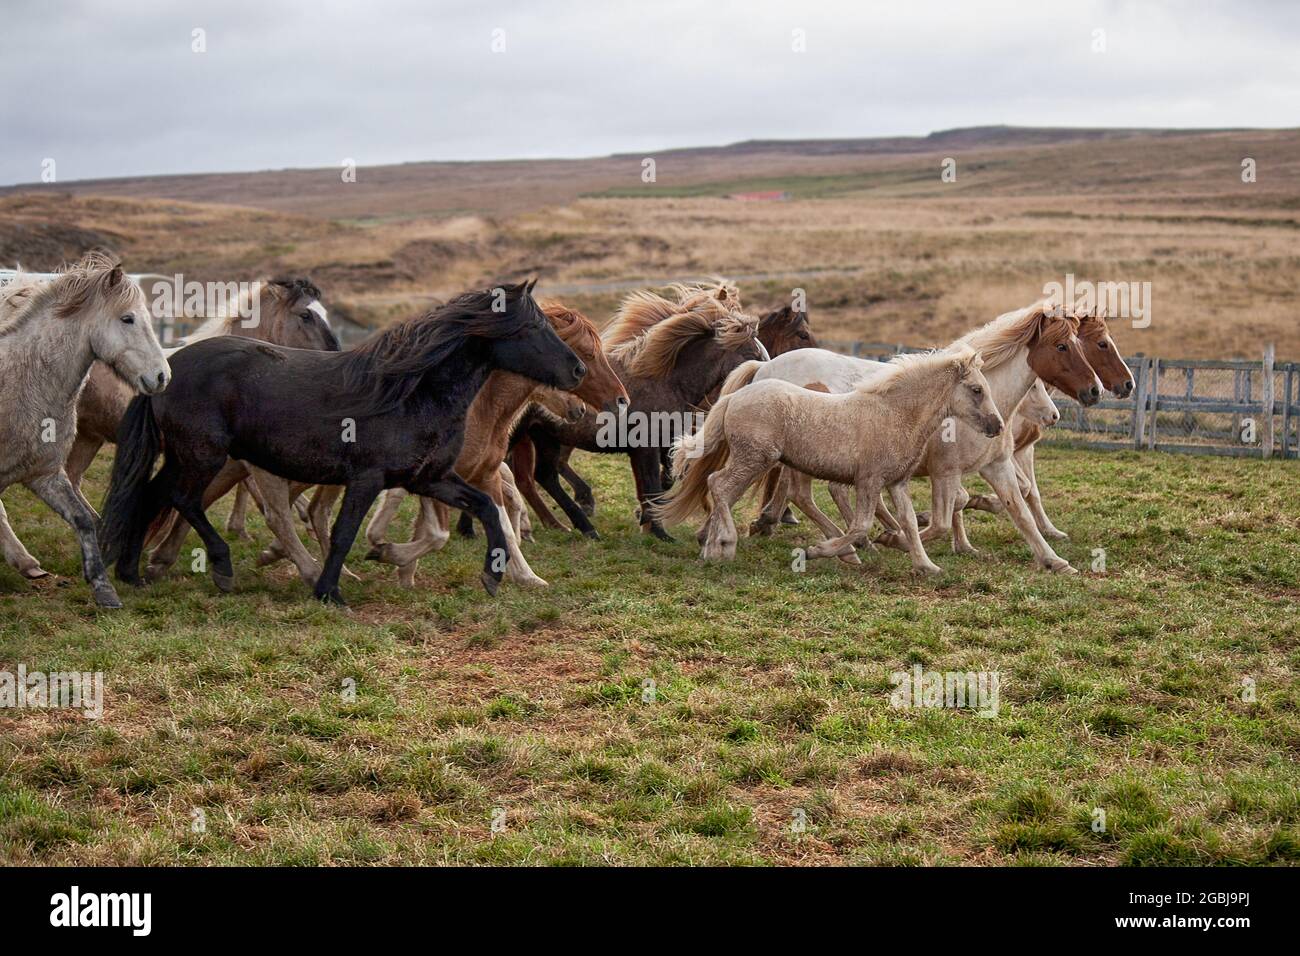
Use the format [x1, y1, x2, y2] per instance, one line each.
[291, 301, 629, 589]
[747, 301, 1106, 571]
[99, 281, 585, 604]
[0, 254, 170, 606]
[514, 284, 768, 541]
[658, 348, 1004, 570]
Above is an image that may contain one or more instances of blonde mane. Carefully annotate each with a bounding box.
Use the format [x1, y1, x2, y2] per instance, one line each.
[611, 292, 758, 379]
[953, 301, 1078, 369]
[601, 279, 740, 347]
[855, 346, 982, 397]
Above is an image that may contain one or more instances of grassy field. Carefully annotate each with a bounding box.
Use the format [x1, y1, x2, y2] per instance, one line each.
[2, 446, 1298, 866]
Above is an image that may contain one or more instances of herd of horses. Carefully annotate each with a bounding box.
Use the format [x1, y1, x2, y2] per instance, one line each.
[0, 252, 1134, 610]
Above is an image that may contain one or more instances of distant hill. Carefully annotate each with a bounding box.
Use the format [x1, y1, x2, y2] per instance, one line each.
[1, 126, 1287, 221]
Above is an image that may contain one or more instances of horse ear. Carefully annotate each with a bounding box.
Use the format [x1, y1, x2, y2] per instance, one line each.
[104, 265, 124, 290]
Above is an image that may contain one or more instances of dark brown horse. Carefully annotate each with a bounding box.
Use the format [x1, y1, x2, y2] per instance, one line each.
[511, 286, 768, 541]
[507, 297, 813, 535]
[100, 281, 586, 604]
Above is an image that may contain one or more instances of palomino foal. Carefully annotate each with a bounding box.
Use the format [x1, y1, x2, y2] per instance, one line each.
[658, 348, 1003, 570]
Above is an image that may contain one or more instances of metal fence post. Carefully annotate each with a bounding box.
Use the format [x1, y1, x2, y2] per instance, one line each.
[1132, 356, 1148, 449]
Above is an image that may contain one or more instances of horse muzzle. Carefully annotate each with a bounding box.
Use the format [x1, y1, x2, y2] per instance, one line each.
[139, 368, 171, 395]
[1076, 384, 1101, 406]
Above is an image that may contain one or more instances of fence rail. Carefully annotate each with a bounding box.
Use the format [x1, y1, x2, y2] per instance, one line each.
[821, 339, 1298, 460]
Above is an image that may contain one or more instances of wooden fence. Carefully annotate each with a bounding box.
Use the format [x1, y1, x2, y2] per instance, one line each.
[821, 340, 1297, 460]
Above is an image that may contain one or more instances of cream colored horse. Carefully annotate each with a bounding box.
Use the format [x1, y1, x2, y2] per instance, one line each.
[0, 255, 170, 606]
[657, 347, 1003, 570]
[749, 302, 1102, 572]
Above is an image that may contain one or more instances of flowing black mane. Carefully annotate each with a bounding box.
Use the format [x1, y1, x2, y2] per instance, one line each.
[338, 281, 542, 416]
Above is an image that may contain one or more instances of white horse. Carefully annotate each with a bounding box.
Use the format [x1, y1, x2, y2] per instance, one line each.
[657, 347, 1004, 571]
[0, 254, 170, 606]
[745, 302, 1102, 572]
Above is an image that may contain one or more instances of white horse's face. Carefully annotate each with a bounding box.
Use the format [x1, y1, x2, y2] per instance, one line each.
[1019, 379, 1060, 427]
[89, 274, 171, 395]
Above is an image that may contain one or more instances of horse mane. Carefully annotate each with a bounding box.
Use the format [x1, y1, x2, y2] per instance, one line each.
[0, 251, 139, 339]
[337, 280, 541, 416]
[540, 299, 600, 355]
[953, 301, 1078, 369]
[185, 277, 323, 343]
[601, 279, 740, 347]
[854, 346, 982, 397]
[613, 301, 759, 379]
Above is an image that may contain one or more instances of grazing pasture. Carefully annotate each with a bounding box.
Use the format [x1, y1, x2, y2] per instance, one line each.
[2, 447, 1297, 865]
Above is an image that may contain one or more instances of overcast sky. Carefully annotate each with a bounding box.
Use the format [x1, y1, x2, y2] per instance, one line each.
[1, 0, 1296, 186]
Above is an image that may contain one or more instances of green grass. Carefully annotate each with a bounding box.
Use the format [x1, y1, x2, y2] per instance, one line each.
[1, 448, 1298, 865]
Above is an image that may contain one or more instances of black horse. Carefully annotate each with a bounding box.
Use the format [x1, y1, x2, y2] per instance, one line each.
[99, 281, 585, 604]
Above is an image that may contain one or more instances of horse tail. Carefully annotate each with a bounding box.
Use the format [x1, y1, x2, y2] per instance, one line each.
[718, 360, 762, 398]
[655, 395, 733, 527]
[99, 395, 162, 565]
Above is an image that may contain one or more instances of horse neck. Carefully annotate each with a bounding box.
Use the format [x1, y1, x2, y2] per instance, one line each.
[862, 369, 957, 448]
[469, 371, 537, 437]
[983, 346, 1038, 417]
[674, 345, 733, 404]
[407, 338, 494, 424]
[10, 307, 98, 406]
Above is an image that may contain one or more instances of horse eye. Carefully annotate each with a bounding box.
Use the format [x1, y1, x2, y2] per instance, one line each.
[971, 385, 983, 395]
[1098, 340, 1109, 349]
[1056, 343, 1068, 352]
[119, 314, 135, 324]
[300, 311, 314, 321]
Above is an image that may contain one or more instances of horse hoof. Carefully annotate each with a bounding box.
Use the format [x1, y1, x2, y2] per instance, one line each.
[1044, 558, 1076, 574]
[748, 520, 774, 537]
[583, 529, 600, 541]
[212, 571, 235, 593]
[521, 531, 535, 543]
[481, 571, 500, 597]
[650, 528, 675, 543]
[316, 589, 347, 607]
[913, 563, 943, 577]
[579, 502, 596, 517]
[364, 546, 384, 562]
[93, 585, 123, 609]
[780, 512, 799, 526]
[255, 550, 278, 567]
[142, 564, 167, 584]
[1046, 530, 1069, 541]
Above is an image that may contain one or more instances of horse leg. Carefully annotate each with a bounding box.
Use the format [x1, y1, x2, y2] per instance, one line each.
[311, 475, 384, 605]
[887, 481, 942, 576]
[511, 438, 567, 531]
[246, 468, 325, 586]
[484, 469, 547, 588]
[168, 467, 238, 594]
[412, 473, 510, 597]
[534, 437, 598, 538]
[225, 482, 253, 539]
[917, 475, 958, 550]
[25, 471, 120, 608]
[978, 457, 1075, 572]
[559, 448, 595, 516]
[632, 447, 673, 542]
[749, 465, 789, 537]
[0, 496, 49, 581]
[393, 497, 451, 588]
[787, 471, 861, 566]
[499, 462, 531, 540]
[372, 493, 450, 580]
[1018, 444, 1067, 540]
[759, 465, 798, 526]
[950, 485, 980, 556]
[701, 455, 767, 561]
[64, 434, 104, 496]
[807, 476, 881, 561]
[364, 487, 409, 553]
